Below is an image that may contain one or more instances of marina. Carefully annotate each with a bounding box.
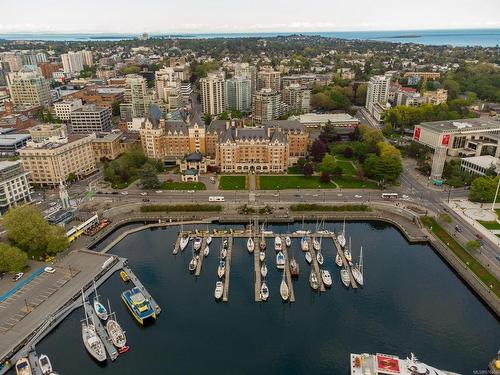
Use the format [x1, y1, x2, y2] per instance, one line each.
[83, 299, 119, 361]
[280, 238, 295, 303]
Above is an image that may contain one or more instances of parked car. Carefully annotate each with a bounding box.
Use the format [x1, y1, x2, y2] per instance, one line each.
[354, 195, 362, 198]
[120, 191, 129, 195]
[13, 272, 24, 281]
[44, 267, 55, 274]
[155, 190, 163, 194]
[187, 190, 195, 193]
[142, 198, 150, 202]
[140, 192, 148, 196]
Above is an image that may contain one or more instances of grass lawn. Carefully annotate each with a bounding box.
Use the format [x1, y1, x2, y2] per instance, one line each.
[334, 154, 354, 162]
[110, 175, 139, 189]
[219, 175, 246, 190]
[287, 166, 303, 174]
[336, 160, 357, 175]
[479, 221, 500, 230]
[421, 216, 499, 298]
[333, 176, 380, 189]
[159, 182, 206, 190]
[258, 176, 336, 190]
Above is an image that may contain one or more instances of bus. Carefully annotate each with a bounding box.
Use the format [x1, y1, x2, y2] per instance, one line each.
[209, 196, 225, 202]
[381, 193, 398, 200]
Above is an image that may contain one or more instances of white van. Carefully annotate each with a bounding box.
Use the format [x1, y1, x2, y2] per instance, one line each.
[209, 196, 225, 202]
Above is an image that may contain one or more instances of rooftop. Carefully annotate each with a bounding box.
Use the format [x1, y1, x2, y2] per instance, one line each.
[419, 118, 500, 133]
[289, 113, 359, 124]
[461, 155, 499, 171]
[0, 133, 31, 145]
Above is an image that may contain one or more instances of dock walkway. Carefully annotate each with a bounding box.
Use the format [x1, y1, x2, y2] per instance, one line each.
[281, 237, 295, 302]
[172, 234, 181, 255]
[222, 237, 233, 302]
[122, 266, 162, 314]
[254, 240, 262, 302]
[84, 300, 118, 361]
[195, 237, 208, 276]
[309, 237, 326, 292]
[28, 350, 42, 375]
[331, 236, 357, 288]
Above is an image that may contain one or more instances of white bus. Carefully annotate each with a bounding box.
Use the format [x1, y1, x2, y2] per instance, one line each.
[381, 193, 398, 200]
[209, 196, 225, 202]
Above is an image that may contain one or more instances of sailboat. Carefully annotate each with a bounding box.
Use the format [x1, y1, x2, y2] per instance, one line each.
[247, 237, 255, 253]
[300, 236, 309, 251]
[179, 233, 189, 251]
[259, 227, 266, 250]
[344, 237, 353, 264]
[105, 301, 128, 353]
[276, 251, 285, 269]
[285, 236, 291, 247]
[93, 281, 108, 321]
[206, 230, 212, 245]
[81, 292, 106, 362]
[305, 251, 312, 264]
[290, 257, 299, 277]
[214, 281, 224, 300]
[351, 246, 364, 286]
[261, 262, 268, 277]
[338, 219, 346, 248]
[340, 267, 351, 287]
[321, 269, 332, 287]
[280, 272, 289, 301]
[260, 281, 269, 301]
[189, 255, 198, 273]
[203, 245, 210, 257]
[220, 246, 227, 259]
[274, 236, 282, 251]
[259, 250, 265, 262]
[335, 251, 343, 267]
[217, 251, 225, 278]
[312, 237, 321, 251]
[38, 354, 55, 375]
[309, 270, 319, 290]
[193, 237, 203, 252]
[316, 238, 324, 265]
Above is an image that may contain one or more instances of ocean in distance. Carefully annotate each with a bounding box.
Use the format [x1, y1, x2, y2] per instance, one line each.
[0, 29, 499, 47]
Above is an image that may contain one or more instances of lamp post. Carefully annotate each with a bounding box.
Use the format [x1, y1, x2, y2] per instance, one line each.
[492, 173, 500, 212]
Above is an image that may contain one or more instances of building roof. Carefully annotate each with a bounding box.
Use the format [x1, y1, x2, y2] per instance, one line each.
[185, 152, 203, 162]
[264, 119, 304, 131]
[418, 118, 500, 133]
[289, 113, 359, 125]
[183, 168, 198, 176]
[147, 105, 162, 127]
[0, 133, 31, 145]
[0, 160, 21, 171]
[461, 155, 499, 171]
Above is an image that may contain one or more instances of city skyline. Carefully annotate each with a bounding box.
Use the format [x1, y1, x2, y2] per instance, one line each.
[3, 0, 500, 33]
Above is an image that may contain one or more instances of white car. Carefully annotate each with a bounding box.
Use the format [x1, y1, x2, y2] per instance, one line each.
[155, 190, 163, 194]
[120, 191, 129, 195]
[354, 194, 362, 198]
[140, 192, 148, 196]
[187, 190, 195, 193]
[402, 194, 409, 199]
[44, 266, 55, 274]
[13, 272, 24, 281]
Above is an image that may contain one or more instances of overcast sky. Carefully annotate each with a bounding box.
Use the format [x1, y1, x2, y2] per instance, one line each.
[2, 0, 500, 33]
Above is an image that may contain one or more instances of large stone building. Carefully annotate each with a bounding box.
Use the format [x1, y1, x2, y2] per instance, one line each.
[92, 131, 138, 161]
[7, 66, 52, 108]
[19, 134, 97, 185]
[0, 160, 32, 213]
[29, 123, 67, 141]
[200, 72, 225, 115]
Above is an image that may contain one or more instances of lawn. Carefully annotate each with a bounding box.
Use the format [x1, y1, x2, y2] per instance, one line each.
[333, 176, 380, 189]
[287, 166, 303, 174]
[334, 154, 354, 162]
[219, 175, 246, 190]
[421, 216, 499, 298]
[258, 176, 336, 190]
[159, 182, 206, 190]
[479, 221, 500, 230]
[335, 160, 357, 175]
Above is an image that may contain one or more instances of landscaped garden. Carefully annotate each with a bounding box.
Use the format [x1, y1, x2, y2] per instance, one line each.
[219, 175, 247, 190]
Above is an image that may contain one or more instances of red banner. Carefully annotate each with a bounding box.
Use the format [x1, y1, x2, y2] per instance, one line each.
[442, 134, 450, 146]
[413, 127, 421, 140]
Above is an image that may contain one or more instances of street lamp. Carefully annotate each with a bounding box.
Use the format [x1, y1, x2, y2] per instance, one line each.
[492, 173, 500, 212]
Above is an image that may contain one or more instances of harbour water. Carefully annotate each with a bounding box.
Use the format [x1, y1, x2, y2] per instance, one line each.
[1, 29, 499, 46]
[32, 221, 498, 374]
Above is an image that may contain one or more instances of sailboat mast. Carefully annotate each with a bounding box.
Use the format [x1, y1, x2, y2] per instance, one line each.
[359, 246, 363, 275]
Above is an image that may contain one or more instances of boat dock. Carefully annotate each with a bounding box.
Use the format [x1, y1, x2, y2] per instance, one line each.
[84, 300, 118, 361]
[222, 237, 232, 302]
[172, 234, 181, 254]
[122, 266, 162, 314]
[281, 237, 295, 302]
[27, 350, 43, 375]
[331, 236, 358, 288]
[195, 237, 208, 276]
[254, 241, 262, 302]
[308, 238, 326, 292]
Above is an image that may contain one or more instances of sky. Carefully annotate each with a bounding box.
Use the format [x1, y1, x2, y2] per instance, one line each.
[2, 0, 500, 34]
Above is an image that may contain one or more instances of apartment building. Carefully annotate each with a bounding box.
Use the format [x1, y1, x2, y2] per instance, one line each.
[423, 89, 448, 105]
[252, 89, 282, 123]
[234, 63, 257, 93]
[200, 72, 225, 115]
[0, 160, 32, 213]
[19, 134, 97, 185]
[70, 104, 112, 133]
[7, 66, 52, 108]
[225, 76, 252, 112]
[0, 52, 23, 72]
[120, 74, 153, 120]
[61, 51, 84, 74]
[54, 99, 83, 121]
[281, 84, 311, 113]
[257, 66, 281, 91]
[365, 74, 391, 115]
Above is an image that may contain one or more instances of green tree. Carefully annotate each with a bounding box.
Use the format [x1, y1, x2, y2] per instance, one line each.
[466, 240, 481, 251]
[67, 173, 77, 183]
[46, 226, 70, 254]
[320, 172, 331, 183]
[321, 121, 337, 143]
[359, 125, 384, 153]
[203, 113, 212, 125]
[469, 176, 500, 203]
[318, 154, 337, 174]
[363, 154, 402, 183]
[303, 163, 314, 176]
[442, 79, 460, 99]
[119, 65, 140, 75]
[355, 84, 368, 106]
[218, 112, 229, 120]
[0, 243, 27, 272]
[140, 163, 161, 189]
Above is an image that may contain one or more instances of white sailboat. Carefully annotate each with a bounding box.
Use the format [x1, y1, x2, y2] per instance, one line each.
[344, 237, 353, 264]
[276, 251, 285, 269]
[193, 237, 202, 251]
[217, 254, 225, 278]
[105, 302, 128, 353]
[179, 233, 189, 251]
[335, 251, 343, 267]
[351, 246, 364, 286]
[274, 236, 282, 251]
[259, 251, 265, 262]
[305, 252, 312, 264]
[81, 292, 107, 362]
[316, 242, 324, 265]
[247, 237, 255, 253]
[309, 270, 319, 290]
[340, 268, 351, 287]
[220, 246, 227, 259]
[312, 237, 321, 251]
[38, 354, 54, 375]
[260, 281, 269, 301]
[261, 262, 268, 277]
[214, 281, 224, 300]
[92, 281, 108, 321]
[203, 246, 210, 257]
[300, 236, 309, 251]
[206, 234, 212, 245]
[188, 256, 198, 273]
[321, 269, 332, 287]
[338, 219, 346, 248]
[285, 236, 291, 247]
[280, 272, 289, 301]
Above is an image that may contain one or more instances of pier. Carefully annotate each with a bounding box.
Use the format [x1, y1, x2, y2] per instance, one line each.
[122, 266, 162, 314]
[308, 238, 326, 292]
[28, 350, 42, 375]
[254, 239, 262, 302]
[222, 237, 233, 302]
[84, 300, 118, 361]
[331, 236, 358, 288]
[281, 237, 295, 302]
[195, 237, 208, 276]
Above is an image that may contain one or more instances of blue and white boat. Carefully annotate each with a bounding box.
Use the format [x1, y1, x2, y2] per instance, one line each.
[276, 251, 285, 269]
[121, 287, 156, 325]
[300, 236, 309, 251]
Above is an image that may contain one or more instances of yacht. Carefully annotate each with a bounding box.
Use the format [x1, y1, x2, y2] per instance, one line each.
[106, 314, 128, 353]
[340, 268, 351, 287]
[309, 270, 319, 290]
[312, 238, 321, 251]
[193, 237, 203, 252]
[121, 287, 156, 325]
[280, 273, 289, 301]
[300, 236, 309, 251]
[179, 234, 189, 251]
[217, 259, 226, 279]
[344, 237, 353, 263]
[93, 282, 108, 321]
[305, 252, 312, 264]
[15, 358, 32, 375]
[351, 246, 364, 286]
[206, 235, 212, 245]
[276, 251, 285, 269]
[247, 237, 255, 253]
[335, 252, 343, 267]
[338, 219, 346, 248]
[285, 236, 291, 247]
[188, 256, 198, 273]
[260, 262, 268, 278]
[274, 236, 282, 251]
[220, 247, 227, 259]
[259, 235, 266, 251]
[290, 257, 299, 277]
[316, 251, 324, 265]
[82, 318, 107, 362]
[321, 269, 332, 287]
[259, 251, 265, 262]
[38, 354, 55, 375]
[260, 281, 269, 301]
[350, 352, 460, 375]
[203, 246, 210, 257]
[214, 281, 224, 300]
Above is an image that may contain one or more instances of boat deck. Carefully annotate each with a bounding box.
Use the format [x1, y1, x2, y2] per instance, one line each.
[308, 237, 326, 292]
[84, 300, 118, 361]
[172, 234, 181, 255]
[331, 236, 358, 289]
[222, 237, 232, 302]
[281, 237, 295, 302]
[122, 266, 162, 314]
[195, 237, 208, 276]
[254, 238, 261, 302]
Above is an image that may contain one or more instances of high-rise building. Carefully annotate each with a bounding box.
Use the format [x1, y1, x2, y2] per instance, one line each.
[234, 63, 257, 93]
[155, 67, 181, 110]
[7, 65, 52, 108]
[54, 99, 83, 121]
[365, 75, 391, 113]
[257, 66, 281, 92]
[81, 50, 93, 67]
[281, 84, 311, 114]
[200, 72, 225, 115]
[70, 104, 112, 133]
[0, 160, 32, 213]
[120, 74, 153, 120]
[252, 89, 282, 123]
[61, 51, 84, 74]
[0, 52, 23, 72]
[35, 52, 48, 63]
[225, 76, 252, 112]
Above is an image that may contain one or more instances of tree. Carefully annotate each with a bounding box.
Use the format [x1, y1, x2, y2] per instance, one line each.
[320, 121, 337, 143]
[112, 101, 121, 116]
[318, 154, 336, 174]
[67, 172, 77, 183]
[466, 240, 481, 251]
[469, 176, 500, 203]
[359, 125, 384, 153]
[354, 83, 368, 106]
[139, 163, 161, 189]
[363, 154, 402, 183]
[0, 243, 27, 272]
[320, 172, 331, 183]
[310, 139, 328, 162]
[442, 79, 460, 100]
[218, 112, 229, 120]
[119, 65, 140, 75]
[378, 142, 401, 158]
[343, 147, 353, 159]
[203, 113, 212, 125]
[46, 226, 69, 254]
[333, 166, 343, 177]
[303, 163, 314, 176]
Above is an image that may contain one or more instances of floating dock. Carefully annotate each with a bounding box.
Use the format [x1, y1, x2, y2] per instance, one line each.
[27, 350, 43, 375]
[281, 237, 295, 302]
[172, 234, 181, 255]
[254, 239, 262, 302]
[222, 237, 232, 302]
[331, 236, 358, 289]
[308, 238, 326, 292]
[195, 237, 208, 276]
[122, 266, 162, 314]
[84, 300, 118, 361]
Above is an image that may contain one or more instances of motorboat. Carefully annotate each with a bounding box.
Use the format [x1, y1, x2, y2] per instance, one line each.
[259, 251, 265, 262]
[93, 281, 108, 321]
[261, 262, 268, 278]
[206, 235, 212, 245]
[280, 273, 289, 301]
[338, 219, 346, 248]
[188, 256, 198, 273]
[121, 287, 156, 325]
[193, 237, 203, 252]
[259, 235, 266, 250]
[340, 268, 351, 287]
[351, 246, 364, 286]
[290, 257, 299, 277]
[214, 281, 224, 300]
[119, 270, 130, 282]
[15, 357, 32, 375]
[276, 251, 285, 269]
[335, 252, 343, 267]
[274, 236, 282, 251]
[38, 354, 55, 375]
[312, 238, 321, 251]
[247, 237, 255, 253]
[217, 260, 226, 278]
[203, 246, 210, 257]
[316, 251, 324, 265]
[179, 234, 189, 251]
[285, 236, 291, 247]
[321, 269, 332, 287]
[309, 270, 319, 290]
[300, 236, 309, 251]
[220, 247, 227, 259]
[260, 281, 269, 301]
[305, 252, 312, 264]
[106, 316, 127, 351]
